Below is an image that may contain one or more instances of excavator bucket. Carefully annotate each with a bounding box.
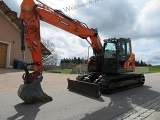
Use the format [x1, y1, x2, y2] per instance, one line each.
[18, 76, 52, 104]
[67, 78, 101, 98]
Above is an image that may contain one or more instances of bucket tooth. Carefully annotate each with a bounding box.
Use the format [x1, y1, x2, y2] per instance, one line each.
[67, 78, 101, 98]
[18, 76, 52, 104]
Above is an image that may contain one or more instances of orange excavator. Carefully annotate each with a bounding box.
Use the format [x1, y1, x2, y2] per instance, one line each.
[18, 0, 145, 103]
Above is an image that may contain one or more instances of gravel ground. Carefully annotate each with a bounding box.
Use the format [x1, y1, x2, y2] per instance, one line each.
[0, 68, 78, 93]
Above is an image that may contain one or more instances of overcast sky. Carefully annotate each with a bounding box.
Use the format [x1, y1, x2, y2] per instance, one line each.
[3, 0, 160, 65]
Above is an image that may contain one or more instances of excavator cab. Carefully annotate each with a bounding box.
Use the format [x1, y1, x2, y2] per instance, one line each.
[102, 38, 135, 74]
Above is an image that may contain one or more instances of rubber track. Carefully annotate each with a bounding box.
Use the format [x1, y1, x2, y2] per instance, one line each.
[100, 73, 145, 94]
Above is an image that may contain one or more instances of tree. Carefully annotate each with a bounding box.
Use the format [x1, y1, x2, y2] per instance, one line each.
[41, 38, 57, 65]
[60, 57, 87, 64]
[135, 60, 151, 66]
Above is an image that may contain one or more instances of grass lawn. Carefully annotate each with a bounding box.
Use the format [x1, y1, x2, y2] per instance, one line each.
[48, 66, 160, 74]
[149, 66, 160, 73]
[49, 69, 72, 74]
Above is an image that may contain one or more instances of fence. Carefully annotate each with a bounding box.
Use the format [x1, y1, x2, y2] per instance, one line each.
[42, 63, 87, 74]
[43, 65, 60, 71]
[71, 64, 87, 74]
[134, 67, 149, 74]
[30, 64, 149, 74]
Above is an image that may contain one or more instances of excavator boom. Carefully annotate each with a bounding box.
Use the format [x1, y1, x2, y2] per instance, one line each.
[18, 0, 103, 103]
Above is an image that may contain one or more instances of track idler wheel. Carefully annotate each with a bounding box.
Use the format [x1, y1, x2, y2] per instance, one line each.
[18, 76, 52, 104]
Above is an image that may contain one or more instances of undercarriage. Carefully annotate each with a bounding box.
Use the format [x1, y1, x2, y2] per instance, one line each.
[68, 72, 145, 97]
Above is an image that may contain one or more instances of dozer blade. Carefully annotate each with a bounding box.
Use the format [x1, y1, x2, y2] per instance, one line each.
[67, 78, 101, 98]
[18, 76, 52, 104]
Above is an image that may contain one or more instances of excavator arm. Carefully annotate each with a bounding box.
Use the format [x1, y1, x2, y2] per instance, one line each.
[18, 0, 103, 103]
[20, 0, 103, 74]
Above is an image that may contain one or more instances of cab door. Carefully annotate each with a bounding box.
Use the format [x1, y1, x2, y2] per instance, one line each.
[102, 38, 135, 74]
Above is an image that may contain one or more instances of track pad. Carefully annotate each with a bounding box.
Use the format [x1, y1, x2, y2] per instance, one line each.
[67, 78, 101, 98]
[18, 76, 52, 103]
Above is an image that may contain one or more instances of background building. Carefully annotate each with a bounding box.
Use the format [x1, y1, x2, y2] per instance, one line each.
[0, 1, 32, 68]
[0, 1, 51, 68]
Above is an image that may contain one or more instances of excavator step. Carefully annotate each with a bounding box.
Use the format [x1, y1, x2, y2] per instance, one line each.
[67, 78, 101, 98]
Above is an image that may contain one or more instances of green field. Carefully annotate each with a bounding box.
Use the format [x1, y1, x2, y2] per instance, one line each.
[49, 69, 72, 74]
[48, 66, 160, 74]
[149, 66, 160, 73]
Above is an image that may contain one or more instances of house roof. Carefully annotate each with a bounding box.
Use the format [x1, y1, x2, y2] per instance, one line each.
[0, 1, 20, 29]
[0, 1, 51, 55]
[41, 43, 52, 55]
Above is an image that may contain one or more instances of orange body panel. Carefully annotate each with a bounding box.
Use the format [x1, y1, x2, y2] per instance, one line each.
[124, 40, 135, 72]
[124, 53, 135, 72]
